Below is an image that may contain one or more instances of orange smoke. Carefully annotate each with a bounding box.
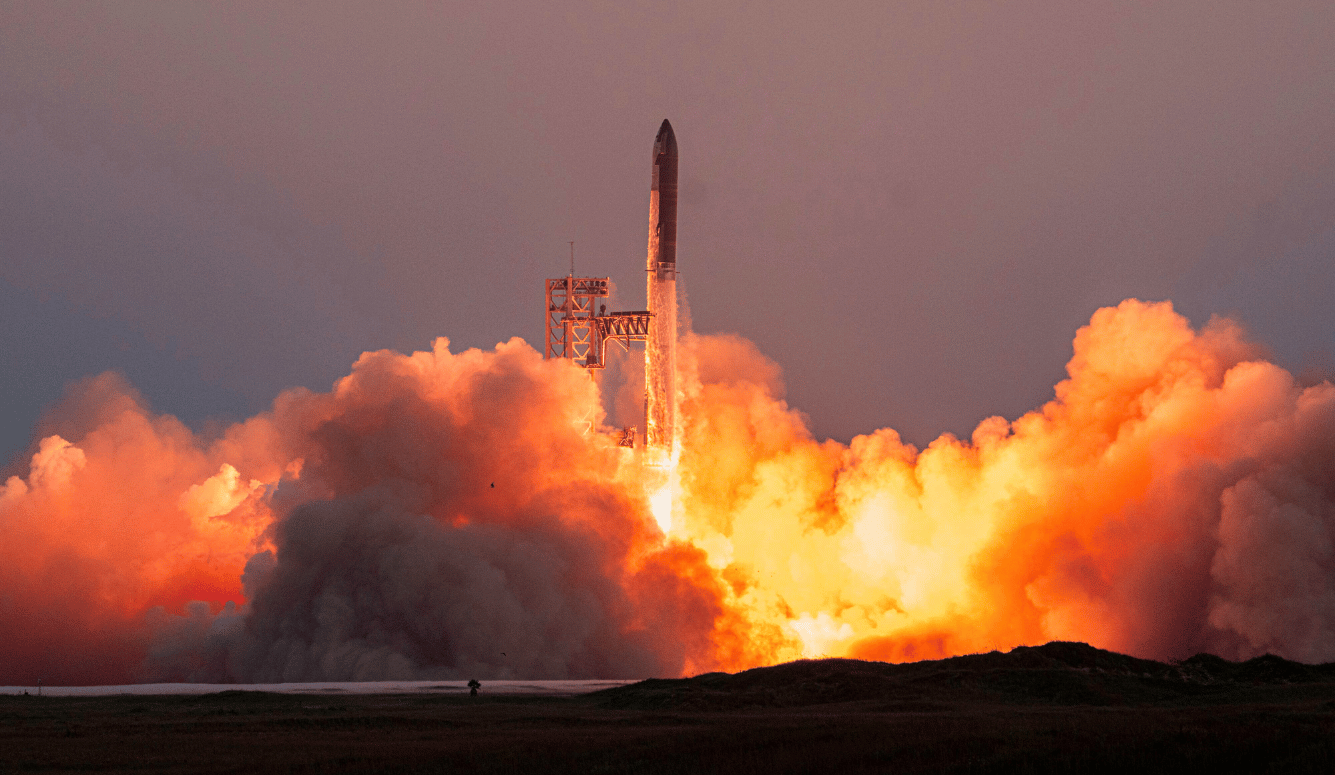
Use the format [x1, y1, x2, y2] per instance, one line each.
[675, 300, 1335, 665]
[3, 300, 1333, 684]
[0, 338, 749, 684]
[0, 374, 276, 684]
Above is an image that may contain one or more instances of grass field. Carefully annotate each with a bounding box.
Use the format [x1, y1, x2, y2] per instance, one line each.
[4, 643, 1334, 773]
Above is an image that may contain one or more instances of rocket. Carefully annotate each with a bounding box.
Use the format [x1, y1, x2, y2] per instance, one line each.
[644, 119, 678, 455]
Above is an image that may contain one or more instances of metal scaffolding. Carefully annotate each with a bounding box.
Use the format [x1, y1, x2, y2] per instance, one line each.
[544, 277, 651, 369]
[544, 275, 652, 448]
[589, 311, 652, 368]
[544, 276, 609, 364]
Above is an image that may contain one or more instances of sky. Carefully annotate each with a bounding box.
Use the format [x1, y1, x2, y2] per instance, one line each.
[3, 1, 1335, 466]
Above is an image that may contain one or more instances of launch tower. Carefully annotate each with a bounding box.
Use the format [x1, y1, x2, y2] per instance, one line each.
[543, 276, 652, 369]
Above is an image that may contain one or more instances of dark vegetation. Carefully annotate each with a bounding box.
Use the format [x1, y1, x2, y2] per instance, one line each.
[4, 642, 1334, 773]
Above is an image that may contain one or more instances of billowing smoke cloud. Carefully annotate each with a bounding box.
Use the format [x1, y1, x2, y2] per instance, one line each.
[221, 338, 743, 682]
[3, 299, 1335, 685]
[674, 300, 1335, 665]
[1, 338, 747, 684]
[0, 373, 275, 685]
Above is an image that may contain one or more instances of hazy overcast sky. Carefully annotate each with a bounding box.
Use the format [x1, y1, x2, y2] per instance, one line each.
[3, 1, 1334, 464]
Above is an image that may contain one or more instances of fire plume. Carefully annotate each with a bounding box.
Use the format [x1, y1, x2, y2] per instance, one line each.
[3, 300, 1335, 684]
[675, 300, 1335, 665]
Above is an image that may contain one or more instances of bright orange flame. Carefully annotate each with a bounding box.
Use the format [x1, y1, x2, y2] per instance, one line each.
[647, 480, 674, 534]
[674, 300, 1335, 667]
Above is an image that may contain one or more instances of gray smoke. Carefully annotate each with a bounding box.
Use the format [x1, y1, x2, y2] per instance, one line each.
[139, 339, 729, 682]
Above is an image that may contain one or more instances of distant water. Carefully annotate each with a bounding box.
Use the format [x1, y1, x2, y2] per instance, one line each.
[1, 680, 639, 697]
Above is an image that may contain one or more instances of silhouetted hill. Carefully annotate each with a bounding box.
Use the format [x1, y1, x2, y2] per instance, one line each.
[591, 642, 1335, 710]
[6, 647, 1335, 773]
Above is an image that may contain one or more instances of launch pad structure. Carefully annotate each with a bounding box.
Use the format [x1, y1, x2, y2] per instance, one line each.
[543, 119, 679, 455]
[543, 275, 652, 448]
[543, 277, 652, 370]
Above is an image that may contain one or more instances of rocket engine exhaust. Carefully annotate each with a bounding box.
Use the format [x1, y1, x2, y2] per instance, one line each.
[644, 119, 679, 458]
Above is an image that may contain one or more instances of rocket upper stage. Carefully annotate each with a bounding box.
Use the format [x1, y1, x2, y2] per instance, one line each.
[648, 119, 678, 276]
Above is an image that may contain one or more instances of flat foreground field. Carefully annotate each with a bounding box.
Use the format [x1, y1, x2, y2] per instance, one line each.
[4, 643, 1335, 773]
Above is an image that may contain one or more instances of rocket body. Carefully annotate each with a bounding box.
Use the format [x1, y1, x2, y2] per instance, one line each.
[644, 119, 678, 455]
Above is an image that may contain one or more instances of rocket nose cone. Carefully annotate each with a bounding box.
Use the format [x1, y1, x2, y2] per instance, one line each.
[656, 119, 677, 158]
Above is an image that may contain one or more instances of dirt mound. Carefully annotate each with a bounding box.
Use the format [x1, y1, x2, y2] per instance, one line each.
[1176, 652, 1335, 684]
[590, 642, 1335, 710]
